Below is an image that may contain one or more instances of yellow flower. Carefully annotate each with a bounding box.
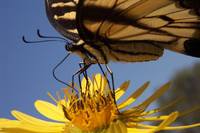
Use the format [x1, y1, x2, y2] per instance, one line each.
[1, 73, 200, 133]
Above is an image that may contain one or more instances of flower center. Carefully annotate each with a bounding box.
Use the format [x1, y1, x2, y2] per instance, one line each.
[63, 90, 119, 131]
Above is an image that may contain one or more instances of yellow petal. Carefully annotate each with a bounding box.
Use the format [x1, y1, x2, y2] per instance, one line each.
[1, 128, 35, 133]
[93, 73, 107, 94]
[164, 123, 200, 130]
[127, 112, 178, 133]
[0, 119, 63, 133]
[127, 123, 156, 129]
[0, 119, 20, 128]
[127, 122, 200, 131]
[106, 122, 115, 133]
[115, 81, 130, 101]
[140, 97, 183, 116]
[154, 112, 178, 132]
[81, 76, 93, 95]
[127, 128, 154, 133]
[1, 127, 63, 133]
[11, 110, 65, 127]
[105, 120, 127, 133]
[34, 100, 67, 122]
[115, 120, 127, 133]
[117, 82, 150, 110]
[113, 124, 121, 133]
[179, 106, 200, 117]
[137, 82, 171, 111]
[67, 125, 83, 133]
[127, 115, 169, 123]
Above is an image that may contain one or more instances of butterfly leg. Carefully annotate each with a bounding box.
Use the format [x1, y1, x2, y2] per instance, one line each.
[79, 62, 88, 80]
[72, 62, 91, 92]
[105, 65, 115, 93]
[82, 63, 90, 91]
[78, 63, 84, 91]
[105, 64, 118, 110]
[97, 63, 113, 90]
[52, 54, 79, 94]
[78, 62, 90, 91]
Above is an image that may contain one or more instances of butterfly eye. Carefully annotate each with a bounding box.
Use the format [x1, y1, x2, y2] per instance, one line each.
[65, 43, 75, 51]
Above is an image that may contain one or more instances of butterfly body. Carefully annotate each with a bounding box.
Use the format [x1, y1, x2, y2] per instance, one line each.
[45, 0, 200, 64]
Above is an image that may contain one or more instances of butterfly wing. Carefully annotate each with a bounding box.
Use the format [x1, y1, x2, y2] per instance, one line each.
[78, 0, 200, 62]
[45, 0, 80, 42]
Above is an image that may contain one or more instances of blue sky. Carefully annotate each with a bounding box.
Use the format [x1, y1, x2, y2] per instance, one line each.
[0, 1, 199, 120]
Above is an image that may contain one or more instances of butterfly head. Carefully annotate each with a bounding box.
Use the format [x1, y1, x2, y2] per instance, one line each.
[65, 42, 86, 58]
[65, 42, 98, 64]
[65, 42, 78, 53]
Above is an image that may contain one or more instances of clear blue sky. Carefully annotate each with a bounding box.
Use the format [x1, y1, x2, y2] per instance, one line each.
[0, 1, 199, 120]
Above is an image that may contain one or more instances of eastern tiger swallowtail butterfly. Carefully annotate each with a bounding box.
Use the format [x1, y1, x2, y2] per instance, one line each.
[45, 0, 200, 65]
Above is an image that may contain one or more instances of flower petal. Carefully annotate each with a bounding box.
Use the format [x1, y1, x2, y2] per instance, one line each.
[154, 112, 178, 132]
[105, 120, 127, 133]
[137, 82, 171, 111]
[133, 122, 200, 131]
[117, 82, 150, 110]
[11, 110, 65, 127]
[1, 128, 35, 133]
[106, 122, 115, 133]
[127, 115, 171, 123]
[1, 127, 63, 133]
[34, 100, 67, 122]
[164, 123, 200, 130]
[115, 81, 130, 101]
[179, 106, 200, 117]
[81, 76, 93, 95]
[115, 120, 127, 133]
[127, 128, 155, 133]
[93, 73, 107, 94]
[127, 112, 178, 133]
[0, 119, 64, 133]
[0, 119, 20, 128]
[140, 97, 183, 116]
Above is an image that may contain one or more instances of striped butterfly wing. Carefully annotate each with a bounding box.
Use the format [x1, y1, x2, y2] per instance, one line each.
[78, 0, 200, 62]
[45, 0, 80, 42]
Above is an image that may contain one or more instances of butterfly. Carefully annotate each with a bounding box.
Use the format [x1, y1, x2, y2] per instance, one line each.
[45, 0, 200, 65]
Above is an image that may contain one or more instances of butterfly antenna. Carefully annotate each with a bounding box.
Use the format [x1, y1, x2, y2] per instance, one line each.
[22, 29, 69, 44]
[105, 65, 115, 92]
[37, 29, 67, 41]
[22, 36, 63, 44]
[22, 36, 31, 43]
[52, 53, 79, 94]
